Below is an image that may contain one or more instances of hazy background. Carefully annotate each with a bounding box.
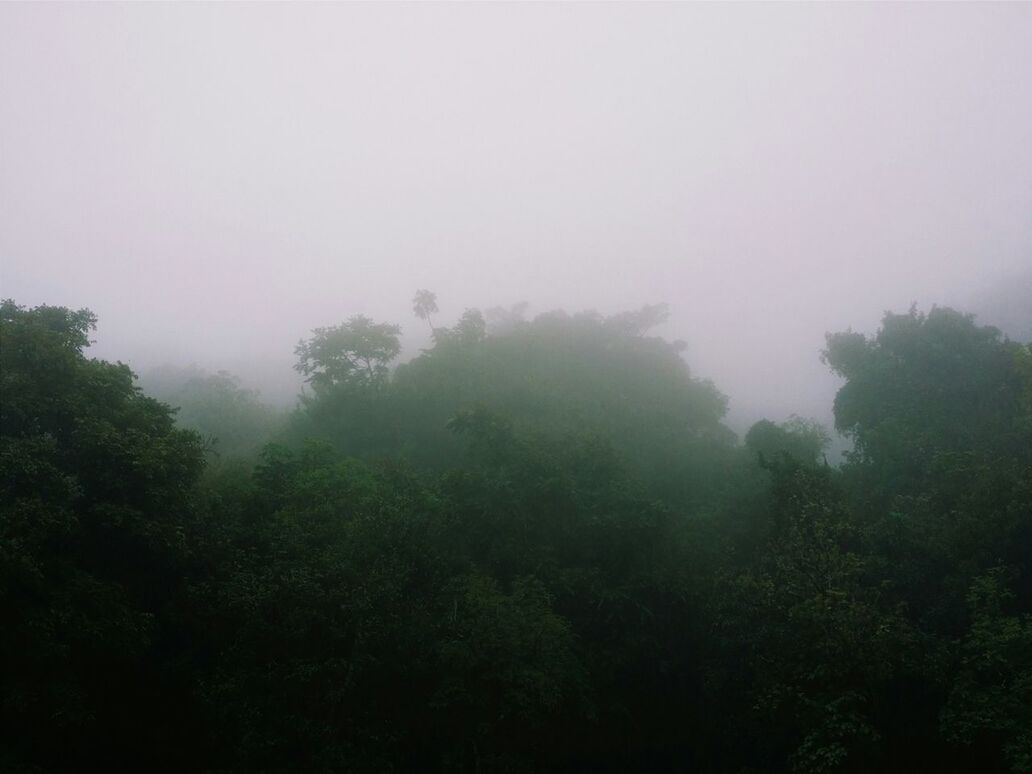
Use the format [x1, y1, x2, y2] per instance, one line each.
[2, 3, 1030, 434]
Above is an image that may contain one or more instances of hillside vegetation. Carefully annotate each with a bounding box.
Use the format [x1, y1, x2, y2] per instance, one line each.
[2, 296, 1030, 773]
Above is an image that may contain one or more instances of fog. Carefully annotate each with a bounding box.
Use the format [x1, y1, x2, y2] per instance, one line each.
[2, 2, 1030, 431]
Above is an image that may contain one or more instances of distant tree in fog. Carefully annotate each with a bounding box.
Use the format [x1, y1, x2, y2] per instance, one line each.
[412, 289, 438, 334]
[294, 315, 401, 392]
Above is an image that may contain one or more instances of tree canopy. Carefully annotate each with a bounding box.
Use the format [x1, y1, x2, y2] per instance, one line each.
[294, 314, 402, 392]
[2, 296, 1029, 773]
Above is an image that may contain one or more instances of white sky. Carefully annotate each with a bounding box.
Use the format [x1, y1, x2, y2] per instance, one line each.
[2, 3, 1030, 429]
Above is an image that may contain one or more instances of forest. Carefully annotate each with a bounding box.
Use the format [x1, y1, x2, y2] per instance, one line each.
[1, 294, 1030, 773]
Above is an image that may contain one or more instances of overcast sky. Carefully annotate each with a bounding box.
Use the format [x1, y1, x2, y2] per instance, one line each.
[2, 3, 1030, 430]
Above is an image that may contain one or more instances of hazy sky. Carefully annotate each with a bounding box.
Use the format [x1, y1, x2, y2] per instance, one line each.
[2, 3, 1030, 430]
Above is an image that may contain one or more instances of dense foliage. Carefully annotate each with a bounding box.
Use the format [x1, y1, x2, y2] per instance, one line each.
[2, 298, 1029, 772]
[137, 365, 285, 462]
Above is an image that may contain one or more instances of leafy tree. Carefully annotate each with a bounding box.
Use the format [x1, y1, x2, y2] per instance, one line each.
[137, 366, 284, 461]
[432, 308, 487, 349]
[604, 301, 671, 337]
[746, 416, 830, 467]
[197, 444, 444, 771]
[817, 305, 1032, 772]
[297, 303, 735, 507]
[717, 461, 911, 773]
[942, 569, 1032, 773]
[439, 408, 708, 771]
[413, 289, 439, 334]
[432, 573, 586, 771]
[484, 301, 529, 335]
[294, 315, 401, 392]
[823, 306, 1027, 495]
[0, 300, 207, 770]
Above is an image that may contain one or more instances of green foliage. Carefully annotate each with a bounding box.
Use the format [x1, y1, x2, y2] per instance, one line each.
[197, 446, 441, 770]
[0, 300, 207, 769]
[293, 304, 735, 507]
[721, 461, 911, 772]
[942, 570, 1032, 773]
[3, 297, 1029, 772]
[746, 416, 830, 466]
[138, 366, 284, 461]
[823, 306, 1027, 491]
[294, 315, 402, 392]
[433, 573, 585, 770]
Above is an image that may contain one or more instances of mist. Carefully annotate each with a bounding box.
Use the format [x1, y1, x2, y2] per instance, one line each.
[6, 4, 1032, 771]
[3, 3, 1030, 428]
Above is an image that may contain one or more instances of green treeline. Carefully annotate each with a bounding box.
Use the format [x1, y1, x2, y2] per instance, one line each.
[2, 296, 1030, 773]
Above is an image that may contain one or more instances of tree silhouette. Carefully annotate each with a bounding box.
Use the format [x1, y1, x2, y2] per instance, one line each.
[412, 289, 438, 334]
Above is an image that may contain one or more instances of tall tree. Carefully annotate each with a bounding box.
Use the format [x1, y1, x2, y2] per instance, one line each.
[294, 315, 401, 392]
[0, 300, 208, 770]
[412, 289, 439, 334]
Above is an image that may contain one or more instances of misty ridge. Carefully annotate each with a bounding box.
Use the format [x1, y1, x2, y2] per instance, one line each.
[135, 277, 1032, 467]
[3, 3, 1032, 774]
